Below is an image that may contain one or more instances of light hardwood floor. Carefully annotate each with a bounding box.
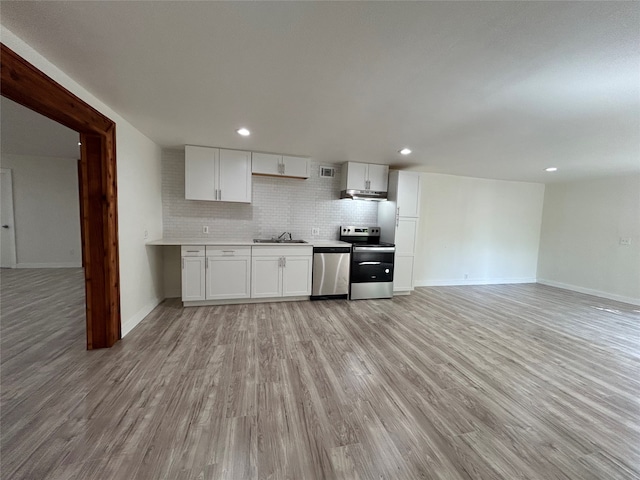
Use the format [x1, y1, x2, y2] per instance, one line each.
[1, 268, 639, 479]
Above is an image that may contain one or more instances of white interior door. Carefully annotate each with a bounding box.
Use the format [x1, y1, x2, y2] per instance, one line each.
[0, 169, 17, 268]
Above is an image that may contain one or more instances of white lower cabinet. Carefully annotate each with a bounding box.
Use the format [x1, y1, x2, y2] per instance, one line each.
[395, 217, 418, 256]
[181, 244, 312, 304]
[181, 246, 206, 301]
[282, 256, 313, 296]
[251, 246, 313, 299]
[182, 256, 206, 301]
[205, 247, 251, 300]
[251, 257, 282, 298]
[182, 246, 251, 302]
[393, 255, 415, 292]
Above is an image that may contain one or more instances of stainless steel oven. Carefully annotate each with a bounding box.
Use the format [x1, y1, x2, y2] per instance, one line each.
[339, 226, 395, 300]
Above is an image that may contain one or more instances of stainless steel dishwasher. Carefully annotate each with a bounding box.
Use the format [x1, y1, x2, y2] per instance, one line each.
[310, 246, 351, 300]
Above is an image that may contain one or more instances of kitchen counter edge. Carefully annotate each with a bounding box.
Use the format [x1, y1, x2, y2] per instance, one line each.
[146, 239, 350, 247]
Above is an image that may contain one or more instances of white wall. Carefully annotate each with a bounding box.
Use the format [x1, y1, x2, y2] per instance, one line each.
[0, 154, 82, 267]
[414, 173, 545, 286]
[537, 175, 640, 305]
[2, 28, 164, 337]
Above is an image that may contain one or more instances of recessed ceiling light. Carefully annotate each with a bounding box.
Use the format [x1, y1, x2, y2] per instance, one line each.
[545, 167, 558, 172]
[399, 148, 412, 155]
[236, 128, 250, 136]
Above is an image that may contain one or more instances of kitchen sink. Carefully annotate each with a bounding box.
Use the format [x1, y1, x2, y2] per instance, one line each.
[253, 239, 307, 244]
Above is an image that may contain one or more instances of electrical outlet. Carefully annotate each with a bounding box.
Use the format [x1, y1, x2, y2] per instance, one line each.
[620, 237, 632, 246]
[203, 226, 209, 234]
[311, 227, 320, 236]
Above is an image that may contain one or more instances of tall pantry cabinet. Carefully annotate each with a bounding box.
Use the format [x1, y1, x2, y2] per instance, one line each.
[378, 171, 421, 293]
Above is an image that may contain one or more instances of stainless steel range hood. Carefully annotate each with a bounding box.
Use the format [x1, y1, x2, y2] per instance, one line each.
[340, 189, 388, 201]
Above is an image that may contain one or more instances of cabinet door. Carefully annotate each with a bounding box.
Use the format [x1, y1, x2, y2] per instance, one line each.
[395, 217, 417, 256]
[185, 146, 218, 201]
[206, 257, 251, 300]
[397, 171, 420, 217]
[393, 255, 415, 292]
[367, 164, 389, 192]
[182, 256, 206, 301]
[282, 156, 310, 178]
[282, 256, 312, 296]
[219, 149, 252, 203]
[252, 152, 281, 176]
[345, 162, 368, 190]
[251, 256, 282, 298]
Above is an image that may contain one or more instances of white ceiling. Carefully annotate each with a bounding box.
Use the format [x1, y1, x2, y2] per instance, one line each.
[1, 1, 638, 183]
[1, 97, 80, 158]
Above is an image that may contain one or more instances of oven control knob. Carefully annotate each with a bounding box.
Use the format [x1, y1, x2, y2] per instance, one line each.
[385, 269, 389, 273]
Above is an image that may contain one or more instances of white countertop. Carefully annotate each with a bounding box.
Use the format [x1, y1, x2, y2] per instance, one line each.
[146, 238, 350, 247]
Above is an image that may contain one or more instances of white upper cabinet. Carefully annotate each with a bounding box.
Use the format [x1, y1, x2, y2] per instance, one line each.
[344, 162, 368, 190]
[185, 145, 251, 203]
[251, 152, 281, 176]
[281, 156, 310, 178]
[219, 149, 251, 202]
[367, 164, 390, 192]
[185, 145, 218, 201]
[252, 152, 310, 179]
[395, 171, 421, 218]
[341, 162, 389, 191]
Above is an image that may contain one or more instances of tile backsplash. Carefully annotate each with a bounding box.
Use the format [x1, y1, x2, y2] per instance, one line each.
[161, 149, 378, 240]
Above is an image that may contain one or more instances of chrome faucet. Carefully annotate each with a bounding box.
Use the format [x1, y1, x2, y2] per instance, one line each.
[277, 231, 292, 241]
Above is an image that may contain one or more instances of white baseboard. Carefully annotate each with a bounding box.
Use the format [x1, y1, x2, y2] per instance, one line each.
[121, 297, 163, 337]
[416, 277, 537, 287]
[536, 279, 640, 307]
[16, 262, 82, 268]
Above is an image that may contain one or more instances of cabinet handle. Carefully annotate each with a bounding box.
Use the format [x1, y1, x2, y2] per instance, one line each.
[219, 189, 222, 200]
[206, 257, 209, 269]
[182, 258, 184, 269]
[283, 257, 286, 268]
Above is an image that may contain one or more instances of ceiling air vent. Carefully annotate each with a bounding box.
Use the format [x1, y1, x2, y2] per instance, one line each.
[319, 166, 335, 178]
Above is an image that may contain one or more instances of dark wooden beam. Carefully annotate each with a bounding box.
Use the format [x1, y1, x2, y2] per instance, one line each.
[1, 43, 121, 349]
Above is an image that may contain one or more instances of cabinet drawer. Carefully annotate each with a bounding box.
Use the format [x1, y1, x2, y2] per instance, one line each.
[251, 245, 313, 257]
[181, 246, 205, 256]
[206, 246, 251, 257]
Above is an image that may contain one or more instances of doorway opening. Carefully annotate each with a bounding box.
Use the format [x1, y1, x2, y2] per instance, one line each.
[1, 44, 121, 349]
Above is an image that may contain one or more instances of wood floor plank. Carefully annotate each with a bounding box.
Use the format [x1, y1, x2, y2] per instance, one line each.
[2, 269, 639, 479]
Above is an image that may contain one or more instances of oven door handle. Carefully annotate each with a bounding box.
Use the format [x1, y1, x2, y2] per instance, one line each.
[358, 261, 381, 265]
[353, 246, 396, 252]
